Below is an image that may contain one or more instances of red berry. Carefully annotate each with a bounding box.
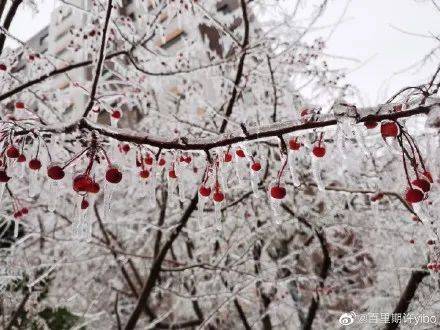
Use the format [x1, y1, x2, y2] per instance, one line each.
[236, 149, 245, 158]
[81, 199, 89, 209]
[145, 155, 153, 165]
[412, 178, 430, 193]
[405, 188, 424, 203]
[364, 120, 378, 129]
[213, 191, 224, 202]
[0, 170, 10, 183]
[409, 239, 415, 244]
[17, 154, 26, 163]
[21, 208, 28, 214]
[111, 110, 122, 119]
[121, 144, 130, 153]
[427, 240, 435, 245]
[169, 170, 177, 178]
[89, 182, 100, 193]
[15, 102, 25, 109]
[0, 64, 6, 71]
[29, 159, 42, 170]
[158, 158, 166, 166]
[73, 174, 93, 193]
[199, 186, 211, 197]
[6, 146, 20, 158]
[427, 263, 434, 270]
[271, 186, 286, 199]
[380, 121, 399, 138]
[139, 169, 150, 178]
[13, 211, 22, 218]
[106, 167, 122, 183]
[288, 138, 301, 150]
[47, 165, 65, 180]
[224, 153, 232, 162]
[251, 162, 261, 171]
[312, 146, 326, 158]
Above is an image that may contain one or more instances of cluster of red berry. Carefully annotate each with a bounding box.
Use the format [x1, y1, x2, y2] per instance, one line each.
[405, 172, 433, 203]
[198, 148, 262, 203]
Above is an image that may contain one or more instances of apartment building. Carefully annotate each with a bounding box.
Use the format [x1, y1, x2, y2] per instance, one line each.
[47, 0, 89, 119]
[13, 0, 247, 124]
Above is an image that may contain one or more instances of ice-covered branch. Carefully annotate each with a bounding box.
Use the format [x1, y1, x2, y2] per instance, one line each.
[79, 101, 437, 151]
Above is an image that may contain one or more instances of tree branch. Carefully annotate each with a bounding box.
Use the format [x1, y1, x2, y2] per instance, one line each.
[124, 196, 199, 330]
[219, 0, 250, 132]
[384, 270, 429, 330]
[83, 0, 114, 117]
[0, 0, 23, 54]
[78, 103, 436, 151]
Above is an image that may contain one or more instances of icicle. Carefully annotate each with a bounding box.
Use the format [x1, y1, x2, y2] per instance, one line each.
[219, 163, 229, 192]
[110, 116, 118, 127]
[250, 170, 260, 197]
[28, 170, 40, 197]
[353, 125, 369, 156]
[47, 181, 59, 212]
[72, 198, 92, 241]
[167, 176, 178, 205]
[197, 195, 206, 230]
[269, 196, 282, 224]
[234, 161, 246, 188]
[104, 183, 115, 221]
[288, 151, 301, 187]
[146, 167, 157, 208]
[175, 163, 186, 203]
[6, 159, 16, 177]
[14, 220, 19, 238]
[311, 156, 325, 191]
[0, 183, 5, 203]
[214, 201, 222, 231]
[335, 125, 347, 159]
[17, 162, 25, 179]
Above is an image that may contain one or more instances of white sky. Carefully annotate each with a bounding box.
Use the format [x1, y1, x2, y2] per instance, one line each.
[5, 0, 440, 106]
